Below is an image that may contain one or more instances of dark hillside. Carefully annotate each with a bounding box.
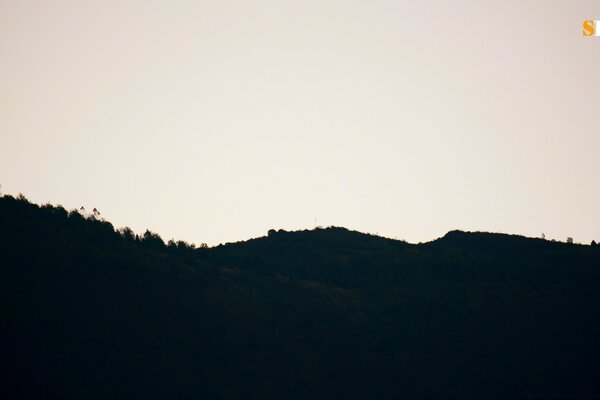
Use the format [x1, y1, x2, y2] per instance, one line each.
[1, 195, 600, 399]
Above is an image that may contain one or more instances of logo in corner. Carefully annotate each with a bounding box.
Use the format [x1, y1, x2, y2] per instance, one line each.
[583, 20, 600, 36]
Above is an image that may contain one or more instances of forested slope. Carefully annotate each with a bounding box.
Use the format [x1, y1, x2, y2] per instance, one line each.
[1, 195, 599, 399]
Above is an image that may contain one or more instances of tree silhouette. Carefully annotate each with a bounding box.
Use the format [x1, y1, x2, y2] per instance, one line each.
[142, 229, 165, 250]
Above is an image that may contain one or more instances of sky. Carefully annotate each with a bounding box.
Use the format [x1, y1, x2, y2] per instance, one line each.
[1, 0, 599, 246]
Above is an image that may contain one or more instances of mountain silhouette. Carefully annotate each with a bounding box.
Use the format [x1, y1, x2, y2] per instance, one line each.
[1, 194, 599, 399]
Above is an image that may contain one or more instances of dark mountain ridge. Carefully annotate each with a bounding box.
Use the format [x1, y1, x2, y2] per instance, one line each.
[1, 194, 599, 399]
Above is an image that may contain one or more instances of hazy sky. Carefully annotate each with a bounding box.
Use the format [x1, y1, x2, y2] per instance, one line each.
[1, 0, 599, 246]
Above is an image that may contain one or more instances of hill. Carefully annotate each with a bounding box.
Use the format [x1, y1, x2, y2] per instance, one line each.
[1, 194, 600, 399]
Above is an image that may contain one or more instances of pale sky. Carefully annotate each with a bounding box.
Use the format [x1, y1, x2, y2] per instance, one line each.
[1, 0, 599, 246]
